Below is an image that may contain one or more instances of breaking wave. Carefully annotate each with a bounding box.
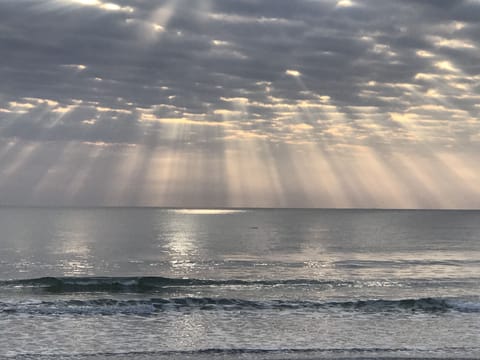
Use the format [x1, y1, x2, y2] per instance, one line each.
[0, 276, 357, 293]
[2, 276, 476, 294]
[1, 297, 478, 316]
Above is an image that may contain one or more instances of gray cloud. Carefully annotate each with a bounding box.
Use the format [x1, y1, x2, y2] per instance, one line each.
[0, 0, 480, 207]
[1, 0, 479, 146]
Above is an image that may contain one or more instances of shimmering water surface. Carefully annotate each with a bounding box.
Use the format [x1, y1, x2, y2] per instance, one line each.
[0, 208, 479, 359]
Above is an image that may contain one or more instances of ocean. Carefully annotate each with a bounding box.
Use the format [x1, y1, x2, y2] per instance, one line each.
[0, 208, 479, 359]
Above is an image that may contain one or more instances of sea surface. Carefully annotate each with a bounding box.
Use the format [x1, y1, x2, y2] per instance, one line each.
[0, 208, 479, 359]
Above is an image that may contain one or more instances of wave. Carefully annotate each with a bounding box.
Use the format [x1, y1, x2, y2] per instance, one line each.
[5, 346, 478, 359]
[0, 276, 359, 293]
[1, 297, 478, 316]
[2, 276, 477, 294]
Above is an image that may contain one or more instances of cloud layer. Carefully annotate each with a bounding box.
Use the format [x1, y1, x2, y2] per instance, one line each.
[0, 0, 479, 207]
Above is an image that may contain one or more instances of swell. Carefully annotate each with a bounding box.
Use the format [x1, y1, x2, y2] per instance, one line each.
[1, 276, 477, 294]
[1, 297, 478, 316]
[4, 346, 478, 359]
[0, 276, 357, 293]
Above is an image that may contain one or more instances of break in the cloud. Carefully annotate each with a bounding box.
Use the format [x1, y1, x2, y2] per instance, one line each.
[0, 0, 479, 208]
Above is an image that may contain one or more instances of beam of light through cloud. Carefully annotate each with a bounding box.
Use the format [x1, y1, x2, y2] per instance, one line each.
[0, 0, 479, 208]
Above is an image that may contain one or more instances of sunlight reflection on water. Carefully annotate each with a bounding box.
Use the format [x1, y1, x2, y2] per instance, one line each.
[171, 209, 247, 215]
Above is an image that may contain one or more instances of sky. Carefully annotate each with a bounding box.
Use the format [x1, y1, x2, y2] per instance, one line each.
[0, 0, 479, 208]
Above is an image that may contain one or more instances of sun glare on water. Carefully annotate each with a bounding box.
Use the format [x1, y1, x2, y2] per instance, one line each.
[172, 209, 246, 215]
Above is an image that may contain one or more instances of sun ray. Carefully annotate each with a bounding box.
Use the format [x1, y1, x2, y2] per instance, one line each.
[65, 144, 104, 203]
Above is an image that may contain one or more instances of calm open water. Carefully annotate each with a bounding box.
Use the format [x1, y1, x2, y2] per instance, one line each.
[0, 208, 479, 359]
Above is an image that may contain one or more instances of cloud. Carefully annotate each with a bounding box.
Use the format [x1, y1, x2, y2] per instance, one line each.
[1, 0, 479, 150]
[0, 0, 480, 207]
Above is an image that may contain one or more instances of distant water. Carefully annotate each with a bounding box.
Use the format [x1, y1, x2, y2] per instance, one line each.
[0, 208, 479, 359]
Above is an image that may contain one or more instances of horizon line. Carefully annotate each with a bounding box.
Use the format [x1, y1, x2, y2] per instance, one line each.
[0, 205, 479, 211]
